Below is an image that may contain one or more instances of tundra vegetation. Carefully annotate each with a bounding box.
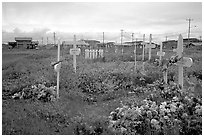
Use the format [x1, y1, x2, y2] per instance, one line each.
[2, 45, 202, 135]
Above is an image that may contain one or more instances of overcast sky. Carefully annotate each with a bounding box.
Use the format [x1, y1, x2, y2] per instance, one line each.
[2, 2, 202, 43]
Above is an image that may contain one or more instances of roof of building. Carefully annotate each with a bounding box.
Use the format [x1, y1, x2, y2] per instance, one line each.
[83, 40, 100, 43]
[63, 41, 89, 46]
[15, 37, 32, 41]
[190, 42, 202, 46]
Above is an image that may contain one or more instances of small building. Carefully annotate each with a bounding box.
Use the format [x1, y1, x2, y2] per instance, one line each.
[162, 40, 177, 49]
[15, 37, 32, 49]
[62, 40, 89, 49]
[82, 40, 100, 48]
[8, 41, 17, 49]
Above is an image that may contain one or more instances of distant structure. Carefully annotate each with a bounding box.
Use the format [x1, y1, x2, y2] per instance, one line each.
[7, 37, 38, 49]
[15, 37, 32, 48]
[82, 40, 100, 48]
[162, 37, 201, 49]
[162, 40, 177, 49]
[62, 40, 89, 49]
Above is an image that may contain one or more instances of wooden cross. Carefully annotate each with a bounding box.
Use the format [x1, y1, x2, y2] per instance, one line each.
[94, 49, 98, 58]
[142, 34, 145, 61]
[145, 34, 155, 60]
[85, 49, 89, 59]
[99, 49, 104, 58]
[133, 41, 137, 71]
[157, 42, 165, 65]
[52, 39, 61, 99]
[70, 35, 81, 73]
[173, 34, 193, 89]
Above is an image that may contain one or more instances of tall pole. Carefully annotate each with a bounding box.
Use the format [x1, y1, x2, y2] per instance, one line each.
[166, 36, 168, 41]
[57, 39, 60, 99]
[142, 34, 145, 61]
[42, 37, 43, 45]
[121, 29, 124, 54]
[103, 32, 104, 47]
[186, 18, 193, 46]
[73, 35, 77, 73]
[54, 32, 56, 46]
[47, 37, 48, 45]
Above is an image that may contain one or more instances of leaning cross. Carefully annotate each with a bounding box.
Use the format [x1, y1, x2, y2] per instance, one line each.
[173, 34, 193, 89]
[51, 39, 61, 99]
[157, 42, 165, 65]
[70, 35, 81, 73]
[145, 34, 155, 60]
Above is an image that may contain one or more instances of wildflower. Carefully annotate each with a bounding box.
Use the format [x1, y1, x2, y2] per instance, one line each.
[161, 102, 167, 106]
[151, 119, 159, 125]
[170, 103, 177, 112]
[164, 116, 169, 120]
[195, 108, 202, 116]
[152, 110, 158, 117]
[182, 113, 188, 118]
[120, 127, 127, 133]
[172, 96, 179, 102]
[147, 110, 152, 118]
[166, 108, 170, 113]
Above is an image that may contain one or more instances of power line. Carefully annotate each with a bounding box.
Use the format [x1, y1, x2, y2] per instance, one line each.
[54, 32, 56, 46]
[121, 29, 124, 45]
[186, 18, 193, 45]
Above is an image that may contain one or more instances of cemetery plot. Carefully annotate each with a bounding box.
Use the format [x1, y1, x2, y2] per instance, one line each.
[2, 34, 202, 135]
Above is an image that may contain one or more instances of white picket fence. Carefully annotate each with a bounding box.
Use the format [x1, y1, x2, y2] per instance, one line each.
[85, 49, 104, 59]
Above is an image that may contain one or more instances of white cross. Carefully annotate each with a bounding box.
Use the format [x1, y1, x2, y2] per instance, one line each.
[85, 49, 89, 59]
[94, 49, 98, 58]
[173, 34, 193, 89]
[145, 34, 156, 60]
[99, 49, 104, 58]
[157, 42, 165, 64]
[52, 39, 61, 99]
[91, 49, 94, 59]
[70, 35, 81, 73]
[142, 34, 145, 61]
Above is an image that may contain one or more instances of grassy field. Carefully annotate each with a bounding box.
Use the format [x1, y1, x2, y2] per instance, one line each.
[2, 46, 202, 135]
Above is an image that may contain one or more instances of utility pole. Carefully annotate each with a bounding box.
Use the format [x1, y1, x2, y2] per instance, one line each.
[54, 32, 56, 46]
[47, 37, 49, 45]
[166, 36, 168, 41]
[131, 33, 134, 45]
[121, 29, 124, 54]
[132, 33, 136, 71]
[186, 18, 193, 46]
[199, 36, 202, 41]
[42, 37, 43, 45]
[102, 32, 104, 46]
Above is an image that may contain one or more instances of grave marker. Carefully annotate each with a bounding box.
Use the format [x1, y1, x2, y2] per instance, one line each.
[142, 34, 145, 61]
[173, 34, 193, 89]
[85, 49, 89, 59]
[134, 43, 137, 71]
[70, 35, 81, 73]
[99, 49, 104, 57]
[157, 42, 165, 65]
[145, 34, 155, 60]
[51, 39, 61, 99]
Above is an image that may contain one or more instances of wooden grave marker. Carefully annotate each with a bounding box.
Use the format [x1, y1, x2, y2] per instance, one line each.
[145, 34, 156, 60]
[85, 49, 89, 59]
[173, 34, 193, 89]
[157, 42, 165, 65]
[134, 42, 137, 71]
[142, 34, 146, 61]
[70, 35, 81, 73]
[99, 49, 104, 57]
[51, 39, 61, 99]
